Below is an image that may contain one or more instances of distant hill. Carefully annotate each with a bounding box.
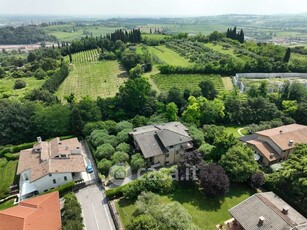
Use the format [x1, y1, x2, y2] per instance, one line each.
[0, 25, 57, 45]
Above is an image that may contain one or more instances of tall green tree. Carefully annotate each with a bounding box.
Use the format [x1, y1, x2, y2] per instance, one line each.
[283, 48, 291, 63]
[198, 80, 218, 100]
[165, 102, 178, 121]
[220, 144, 258, 182]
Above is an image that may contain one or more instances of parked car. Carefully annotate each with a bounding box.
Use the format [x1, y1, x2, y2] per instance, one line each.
[86, 164, 94, 173]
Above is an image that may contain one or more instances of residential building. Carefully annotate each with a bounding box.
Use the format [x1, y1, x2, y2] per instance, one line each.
[240, 124, 307, 166]
[17, 137, 85, 200]
[129, 122, 193, 167]
[226, 192, 307, 230]
[0, 191, 61, 230]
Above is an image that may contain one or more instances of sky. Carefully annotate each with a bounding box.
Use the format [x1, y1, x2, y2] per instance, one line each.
[0, 0, 307, 17]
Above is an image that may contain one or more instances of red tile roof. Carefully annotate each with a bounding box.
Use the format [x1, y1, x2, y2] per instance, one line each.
[246, 139, 281, 162]
[17, 137, 85, 182]
[256, 124, 307, 150]
[0, 192, 61, 230]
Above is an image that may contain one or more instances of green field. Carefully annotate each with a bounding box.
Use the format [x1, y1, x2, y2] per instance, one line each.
[151, 74, 225, 93]
[0, 77, 45, 99]
[56, 60, 127, 101]
[142, 33, 171, 41]
[65, 49, 100, 64]
[116, 184, 254, 229]
[148, 45, 192, 67]
[44, 24, 122, 41]
[0, 158, 18, 199]
[203, 42, 240, 59]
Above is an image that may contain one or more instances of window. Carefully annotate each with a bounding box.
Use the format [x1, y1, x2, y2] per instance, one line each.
[166, 153, 170, 158]
[49, 173, 52, 177]
[53, 179, 56, 184]
[44, 189, 48, 192]
[64, 176, 67, 181]
[24, 174, 28, 181]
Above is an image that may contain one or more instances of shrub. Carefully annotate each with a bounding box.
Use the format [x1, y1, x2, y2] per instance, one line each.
[114, 121, 133, 133]
[34, 68, 47, 79]
[112, 151, 129, 164]
[4, 153, 19, 161]
[116, 128, 130, 143]
[97, 158, 113, 175]
[116, 143, 130, 153]
[61, 193, 84, 230]
[95, 143, 115, 160]
[123, 168, 175, 199]
[47, 181, 75, 197]
[130, 153, 146, 172]
[105, 183, 129, 199]
[14, 79, 26, 89]
[250, 171, 266, 189]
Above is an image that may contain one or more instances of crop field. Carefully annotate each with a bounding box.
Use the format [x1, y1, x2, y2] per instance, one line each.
[142, 33, 171, 41]
[65, 49, 100, 64]
[0, 77, 45, 99]
[203, 42, 239, 59]
[147, 45, 192, 67]
[165, 39, 233, 64]
[151, 74, 225, 93]
[56, 60, 127, 101]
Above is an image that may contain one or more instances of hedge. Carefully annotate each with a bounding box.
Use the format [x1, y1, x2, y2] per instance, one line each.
[105, 183, 129, 200]
[4, 153, 19, 161]
[0, 142, 35, 158]
[44, 181, 75, 197]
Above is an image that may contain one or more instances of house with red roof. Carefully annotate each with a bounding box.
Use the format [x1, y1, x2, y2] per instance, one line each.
[240, 124, 307, 166]
[0, 191, 61, 230]
[17, 137, 86, 200]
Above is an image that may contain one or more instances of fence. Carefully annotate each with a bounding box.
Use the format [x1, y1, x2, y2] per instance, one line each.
[107, 199, 121, 230]
[233, 73, 307, 93]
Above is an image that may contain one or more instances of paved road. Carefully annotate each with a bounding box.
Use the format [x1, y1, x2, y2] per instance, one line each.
[75, 184, 115, 230]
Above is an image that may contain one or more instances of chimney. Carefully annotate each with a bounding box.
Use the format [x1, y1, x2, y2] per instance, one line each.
[258, 216, 265, 226]
[269, 153, 274, 159]
[282, 206, 289, 214]
[288, 140, 293, 146]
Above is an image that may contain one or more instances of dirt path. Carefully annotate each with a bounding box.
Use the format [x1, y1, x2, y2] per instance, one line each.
[237, 128, 245, 136]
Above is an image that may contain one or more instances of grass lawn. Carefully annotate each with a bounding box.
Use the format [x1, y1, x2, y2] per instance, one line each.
[0, 77, 45, 99]
[56, 60, 127, 102]
[148, 45, 193, 67]
[0, 199, 14, 210]
[151, 74, 225, 94]
[116, 183, 255, 229]
[224, 125, 248, 138]
[0, 158, 18, 199]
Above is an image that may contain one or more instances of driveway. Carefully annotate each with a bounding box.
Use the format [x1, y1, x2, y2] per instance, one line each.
[75, 183, 115, 230]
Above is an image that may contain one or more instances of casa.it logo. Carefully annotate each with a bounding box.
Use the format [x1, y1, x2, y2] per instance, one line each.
[108, 163, 132, 186]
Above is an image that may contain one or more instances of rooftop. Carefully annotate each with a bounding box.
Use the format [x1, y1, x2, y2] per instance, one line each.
[17, 137, 85, 182]
[256, 124, 307, 150]
[0, 192, 61, 230]
[130, 122, 192, 158]
[229, 192, 307, 230]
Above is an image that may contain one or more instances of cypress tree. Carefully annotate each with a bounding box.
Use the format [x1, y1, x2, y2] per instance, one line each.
[283, 48, 291, 62]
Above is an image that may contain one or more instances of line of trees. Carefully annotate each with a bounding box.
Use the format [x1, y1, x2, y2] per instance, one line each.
[226, 26, 244, 43]
[106, 29, 141, 43]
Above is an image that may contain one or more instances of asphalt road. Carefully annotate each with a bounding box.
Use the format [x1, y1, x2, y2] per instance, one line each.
[75, 184, 115, 230]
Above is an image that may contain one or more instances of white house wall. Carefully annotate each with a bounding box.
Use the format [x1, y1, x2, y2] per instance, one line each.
[32, 172, 73, 193]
